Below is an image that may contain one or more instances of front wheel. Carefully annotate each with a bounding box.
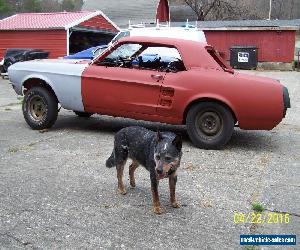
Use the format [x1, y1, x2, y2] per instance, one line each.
[186, 102, 234, 149]
[23, 87, 58, 130]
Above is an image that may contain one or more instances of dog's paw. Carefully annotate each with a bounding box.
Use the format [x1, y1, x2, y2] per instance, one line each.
[129, 181, 136, 188]
[171, 202, 180, 208]
[153, 206, 162, 214]
[118, 188, 127, 195]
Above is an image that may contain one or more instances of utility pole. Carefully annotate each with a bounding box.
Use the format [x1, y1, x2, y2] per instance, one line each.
[268, 0, 272, 20]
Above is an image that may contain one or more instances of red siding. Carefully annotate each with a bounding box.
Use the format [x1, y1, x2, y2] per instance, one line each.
[79, 16, 118, 32]
[0, 30, 67, 59]
[204, 30, 296, 63]
[156, 0, 170, 22]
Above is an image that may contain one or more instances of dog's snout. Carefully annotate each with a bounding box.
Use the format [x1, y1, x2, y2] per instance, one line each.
[156, 169, 163, 175]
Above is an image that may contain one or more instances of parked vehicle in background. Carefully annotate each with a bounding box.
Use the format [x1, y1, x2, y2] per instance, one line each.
[0, 58, 4, 74]
[295, 40, 300, 61]
[8, 36, 290, 149]
[64, 45, 108, 60]
[0, 48, 49, 74]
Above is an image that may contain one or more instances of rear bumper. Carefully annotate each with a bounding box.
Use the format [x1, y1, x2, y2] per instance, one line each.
[283, 86, 291, 118]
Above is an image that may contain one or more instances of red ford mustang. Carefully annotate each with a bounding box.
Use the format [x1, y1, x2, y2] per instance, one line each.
[8, 36, 290, 149]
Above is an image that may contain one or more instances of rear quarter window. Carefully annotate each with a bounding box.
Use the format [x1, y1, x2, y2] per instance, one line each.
[206, 47, 234, 73]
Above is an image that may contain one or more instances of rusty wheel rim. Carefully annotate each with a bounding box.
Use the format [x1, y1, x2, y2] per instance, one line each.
[196, 110, 223, 139]
[28, 95, 46, 121]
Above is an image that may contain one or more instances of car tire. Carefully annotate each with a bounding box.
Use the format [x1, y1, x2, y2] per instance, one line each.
[74, 111, 93, 118]
[23, 87, 58, 130]
[186, 102, 234, 149]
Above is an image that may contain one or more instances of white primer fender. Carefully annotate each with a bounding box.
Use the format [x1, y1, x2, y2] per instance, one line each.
[8, 59, 89, 112]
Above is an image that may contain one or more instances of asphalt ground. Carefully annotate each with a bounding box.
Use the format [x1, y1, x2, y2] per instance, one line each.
[0, 71, 299, 250]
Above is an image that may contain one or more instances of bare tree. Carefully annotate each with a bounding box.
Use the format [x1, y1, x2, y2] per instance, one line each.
[272, 0, 285, 19]
[41, 0, 61, 12]
[183, 0, 242, 20]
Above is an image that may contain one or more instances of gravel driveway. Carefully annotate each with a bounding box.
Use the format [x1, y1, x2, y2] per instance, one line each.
[0, 71, 299, 249]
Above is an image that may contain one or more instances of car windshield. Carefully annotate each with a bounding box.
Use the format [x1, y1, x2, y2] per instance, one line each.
[110, 31, 130, 44]
[93, 47, 108, 58]
[103, 44, 142, 62]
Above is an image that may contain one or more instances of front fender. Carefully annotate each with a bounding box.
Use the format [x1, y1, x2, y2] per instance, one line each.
[21, 73, 58, 97]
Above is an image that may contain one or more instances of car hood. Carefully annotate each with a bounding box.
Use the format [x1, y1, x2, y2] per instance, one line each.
[38, 58, 90, 64]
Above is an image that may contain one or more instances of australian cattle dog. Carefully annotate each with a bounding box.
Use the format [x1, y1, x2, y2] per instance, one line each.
[106, 126, 182, 214]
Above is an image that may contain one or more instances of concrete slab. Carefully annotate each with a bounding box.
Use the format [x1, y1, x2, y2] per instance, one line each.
[0, 71, 299, 249]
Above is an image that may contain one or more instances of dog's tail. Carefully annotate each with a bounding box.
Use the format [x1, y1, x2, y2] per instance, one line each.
[106, 152, 115, 168]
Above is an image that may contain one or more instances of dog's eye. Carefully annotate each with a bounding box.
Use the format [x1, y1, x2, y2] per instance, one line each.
[155, 155, 160, 160]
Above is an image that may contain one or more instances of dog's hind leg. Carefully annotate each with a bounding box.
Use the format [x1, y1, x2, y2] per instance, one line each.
[117, 163, 127, 195]
[129, 161, 139, 188]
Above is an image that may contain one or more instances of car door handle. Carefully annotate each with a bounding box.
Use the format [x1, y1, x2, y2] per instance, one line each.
[151, 74, 164, 81]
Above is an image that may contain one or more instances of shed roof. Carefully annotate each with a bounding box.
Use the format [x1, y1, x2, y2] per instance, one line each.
[0, 11, 118, 31]
[170, 19, 300, 31]
[171, 19, 300, 29]
[83, 0, 160, 27]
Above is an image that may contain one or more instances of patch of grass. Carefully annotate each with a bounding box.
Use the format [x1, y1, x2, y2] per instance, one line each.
[243, 246, 258, 250]
[4, 108, 12, 111]
[17, 96, 24, 105]
[8, 146, 19, 153]
[7, 145, 33, 153]
[252, 202, 265, 213]
[201, 200, 213, 208]
[104, 203, 120, 209]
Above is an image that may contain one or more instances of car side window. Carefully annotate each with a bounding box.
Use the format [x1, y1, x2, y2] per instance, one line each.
[97, 44, 185, 73]
[134, 46, 185, 72]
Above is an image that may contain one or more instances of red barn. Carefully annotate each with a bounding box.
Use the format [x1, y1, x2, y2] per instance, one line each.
[0, 11, 119, 59]
[203, 26, 297, 63]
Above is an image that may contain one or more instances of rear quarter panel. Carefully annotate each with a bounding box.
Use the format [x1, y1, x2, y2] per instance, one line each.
[163, 68, 283, 130]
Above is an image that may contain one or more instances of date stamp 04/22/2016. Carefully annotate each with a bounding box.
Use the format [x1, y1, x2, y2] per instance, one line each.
[234, 212, 290, 224]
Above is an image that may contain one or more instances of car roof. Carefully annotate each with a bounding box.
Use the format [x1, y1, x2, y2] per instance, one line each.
[128, 27, 207, 43]
[118, 36, 221, 70]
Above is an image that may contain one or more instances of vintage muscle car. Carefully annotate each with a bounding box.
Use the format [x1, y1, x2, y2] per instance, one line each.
[8, 36, 290, 149]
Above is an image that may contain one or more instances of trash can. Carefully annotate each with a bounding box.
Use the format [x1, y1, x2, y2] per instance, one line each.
[230, 46, 258, 70]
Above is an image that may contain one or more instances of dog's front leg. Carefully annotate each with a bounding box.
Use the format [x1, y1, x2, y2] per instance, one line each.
[169, 173, 180, 208]
[150, 173, 161, 214]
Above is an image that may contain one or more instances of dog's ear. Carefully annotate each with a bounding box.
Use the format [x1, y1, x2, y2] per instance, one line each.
[172, 134, 182, 151]
[156, 130, 163, 142]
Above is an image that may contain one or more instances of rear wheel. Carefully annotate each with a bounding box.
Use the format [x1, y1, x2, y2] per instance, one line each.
[74, 111, 93, 118]
[23, 87, 58, 130]
[186, 102, 234, 149]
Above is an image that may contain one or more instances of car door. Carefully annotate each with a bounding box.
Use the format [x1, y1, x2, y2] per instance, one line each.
[81, 43, 165, 118]
[82, 66, 164, 116]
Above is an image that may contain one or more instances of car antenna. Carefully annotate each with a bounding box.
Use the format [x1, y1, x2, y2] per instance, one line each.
[128, 20, 132, 30]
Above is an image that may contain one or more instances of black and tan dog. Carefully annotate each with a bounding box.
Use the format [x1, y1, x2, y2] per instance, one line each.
[106, 126, 182, 214]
